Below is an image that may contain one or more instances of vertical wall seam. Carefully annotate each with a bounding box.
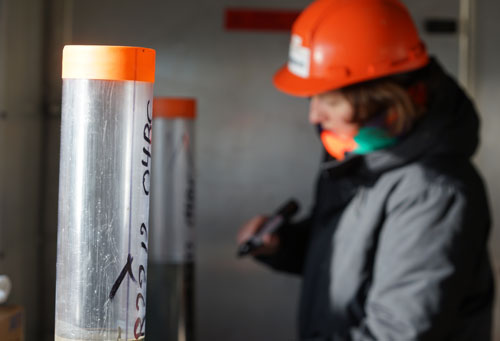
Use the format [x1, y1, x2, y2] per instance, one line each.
[458, 0, 476, 98]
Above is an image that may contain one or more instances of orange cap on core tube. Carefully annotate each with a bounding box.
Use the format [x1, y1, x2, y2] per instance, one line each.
[62, 45, 156, 82]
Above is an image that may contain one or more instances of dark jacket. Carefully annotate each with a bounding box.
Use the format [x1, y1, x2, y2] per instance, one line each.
[258, 60, 495, 340]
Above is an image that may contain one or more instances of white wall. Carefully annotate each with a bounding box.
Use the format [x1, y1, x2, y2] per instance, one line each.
[0, 0, 44, 340]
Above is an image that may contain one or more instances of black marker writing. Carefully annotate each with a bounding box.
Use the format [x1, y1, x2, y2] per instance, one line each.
[133, 100, 152, 339]
[109, 254, 135, 300]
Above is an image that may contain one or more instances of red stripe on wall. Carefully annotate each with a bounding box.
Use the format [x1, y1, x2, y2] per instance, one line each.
[224, 8, 301, 32]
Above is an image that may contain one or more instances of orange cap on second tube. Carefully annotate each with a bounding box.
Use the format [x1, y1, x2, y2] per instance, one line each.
[153, 98, 197, 120]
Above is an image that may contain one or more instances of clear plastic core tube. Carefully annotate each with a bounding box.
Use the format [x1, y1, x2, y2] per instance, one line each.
[147, 98, 196, 340]
[55, 45, 155, 341]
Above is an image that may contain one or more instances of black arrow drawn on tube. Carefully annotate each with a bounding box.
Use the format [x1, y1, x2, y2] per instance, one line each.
[109, 253, 136, 300]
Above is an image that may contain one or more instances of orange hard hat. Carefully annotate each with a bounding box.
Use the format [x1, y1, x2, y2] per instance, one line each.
[273, 0, 429, 97]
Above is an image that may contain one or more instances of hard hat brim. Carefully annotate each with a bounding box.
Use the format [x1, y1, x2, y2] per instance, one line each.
[273, 56, 430, 97]
[273, 65, 343, 97]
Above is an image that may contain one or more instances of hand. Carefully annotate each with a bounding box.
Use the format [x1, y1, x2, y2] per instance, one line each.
[237, 215, 280, 256]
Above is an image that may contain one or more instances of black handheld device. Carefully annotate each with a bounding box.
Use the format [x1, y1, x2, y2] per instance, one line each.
[237, 199, 299, 257]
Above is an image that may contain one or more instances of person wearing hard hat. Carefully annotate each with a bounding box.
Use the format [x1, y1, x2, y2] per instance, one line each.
[237, 0, 494, 340]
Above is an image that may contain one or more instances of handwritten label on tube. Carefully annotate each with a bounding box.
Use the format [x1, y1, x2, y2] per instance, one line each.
[134, 100, 152, 339]
[109, 100, 152, 340]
